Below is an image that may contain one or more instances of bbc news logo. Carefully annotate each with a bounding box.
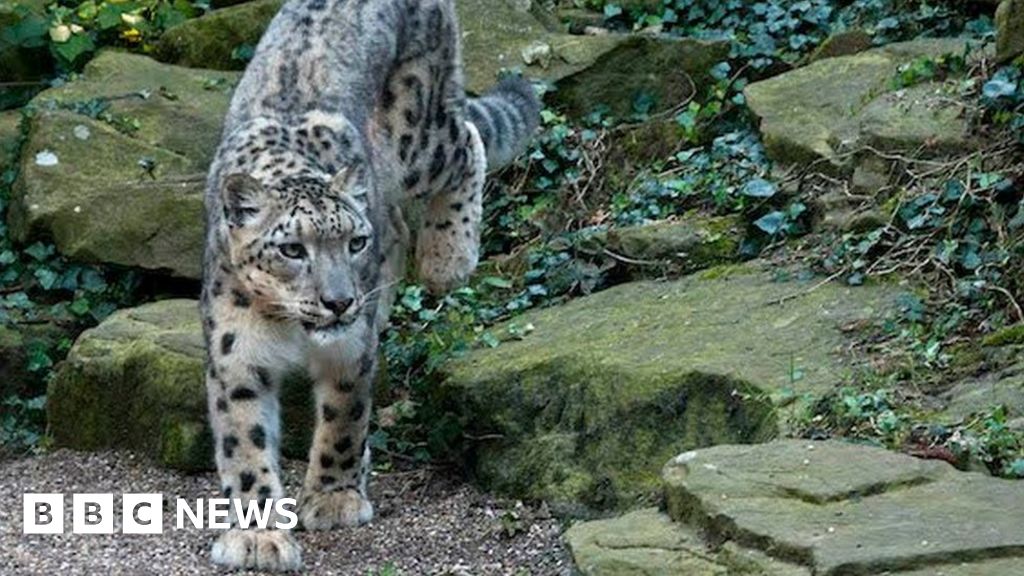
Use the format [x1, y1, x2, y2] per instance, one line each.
[23, 493, 298, 534]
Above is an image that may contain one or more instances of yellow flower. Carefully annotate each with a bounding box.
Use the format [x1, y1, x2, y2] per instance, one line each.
[120, 28, 142, 42]
[120, 12, 143, 26]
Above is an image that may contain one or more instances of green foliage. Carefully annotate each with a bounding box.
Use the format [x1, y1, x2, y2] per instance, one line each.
[2, 0, 205, 71]
[800, 386, 1024, 478]
[982, 64, 1024, 140]
[0, 111, 144, 455]
[589, 0, 988, 70]
[816, 157, 1023, 364]
[959, 405, 1024, 478]
[610, 130, 767, 222]
[891, 51, 966, 89]
[0, 394, 47, 458]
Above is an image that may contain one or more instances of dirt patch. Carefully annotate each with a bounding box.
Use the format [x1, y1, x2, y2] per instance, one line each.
[0, 450, 571, 575]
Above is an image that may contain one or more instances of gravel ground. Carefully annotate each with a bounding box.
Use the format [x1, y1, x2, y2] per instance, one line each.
[0, 450, 572, 575]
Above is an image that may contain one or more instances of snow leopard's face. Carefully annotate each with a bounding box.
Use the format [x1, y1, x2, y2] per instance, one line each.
[219, 170, 378, 336]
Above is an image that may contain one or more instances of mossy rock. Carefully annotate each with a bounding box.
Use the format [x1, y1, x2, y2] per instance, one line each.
[8, 51, 240, 278]
[982, 323, 1024, 347]
[48, 299, 314, 471]
[550, 34, 726, 118]
[858, 81, 970, 154]
[745, 38, 977, 172]
[997, 0, 1024, 63]
[154, 0, 285, 71]
[436, 266, 896, 513]
[662, 440, 1024, 574]
[578, 213, 742, 280]
[603, 215, 741, 269]
[153, 0, 726, 118]
[808, 29, 873, 62]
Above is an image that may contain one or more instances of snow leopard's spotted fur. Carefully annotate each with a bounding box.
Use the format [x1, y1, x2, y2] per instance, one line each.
[200, 0, 538, 570]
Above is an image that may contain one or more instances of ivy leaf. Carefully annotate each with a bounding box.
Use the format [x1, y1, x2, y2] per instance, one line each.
[742, 178, 777, 198]
[23, 242, 53, 262]
[983, 77, 1018, 100]
[97, 3, 129, 29]
[753, 211, 786, 235]
[1007, 459, 1024, 478]
[69, 298, 91, 316]
[51, 33, 96, 66]
[479, 332, 500, 348]
[80, 269, 108, 293]
[400, 286, 423, 312]
[34, 268, 58, 290]
[26, 344, 53, 373]
[960, 249, 982, 270]
[1, 10, 49, 48]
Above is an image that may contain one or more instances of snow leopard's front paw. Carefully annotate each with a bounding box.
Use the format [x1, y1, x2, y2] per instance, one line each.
[299, 489, 374, 530]
[211, 528, 302, 572]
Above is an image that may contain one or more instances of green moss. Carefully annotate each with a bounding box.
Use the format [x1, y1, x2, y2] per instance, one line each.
[983, 324, 1024, 347]
[160, 420, 213, 471]
[601, 215, 741, 278]
[439, 267, 895, 512]
[155, 0, 284, 70]
[697, 262, 752, 281]
[48, 299, 316, 471]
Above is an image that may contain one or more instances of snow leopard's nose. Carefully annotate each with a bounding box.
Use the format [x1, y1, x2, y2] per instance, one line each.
[322, 296, 354, 316]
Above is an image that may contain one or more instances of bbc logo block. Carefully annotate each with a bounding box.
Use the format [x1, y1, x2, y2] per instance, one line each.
[23, 494, 63, 534]
[123, 493, 164, 534]
[23, 493, 297, 533]
[23, 493, 164, 534]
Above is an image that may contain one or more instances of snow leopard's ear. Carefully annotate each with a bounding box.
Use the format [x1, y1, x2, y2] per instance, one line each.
[329, 165, 368, 204]
[222, 173, 270, 228]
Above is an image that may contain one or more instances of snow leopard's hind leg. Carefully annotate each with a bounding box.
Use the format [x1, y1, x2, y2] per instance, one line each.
[379, 0, 540, 294]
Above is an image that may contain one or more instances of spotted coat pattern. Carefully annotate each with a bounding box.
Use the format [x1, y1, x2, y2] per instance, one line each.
[199, 0, 538, 571]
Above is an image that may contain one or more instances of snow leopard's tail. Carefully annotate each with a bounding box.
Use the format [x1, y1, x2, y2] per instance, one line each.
[466, 76, 541, 170]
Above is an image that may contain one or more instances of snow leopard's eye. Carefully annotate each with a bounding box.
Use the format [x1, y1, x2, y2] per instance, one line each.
[348, 236, 368, 253]
[279, 243, 307, 260]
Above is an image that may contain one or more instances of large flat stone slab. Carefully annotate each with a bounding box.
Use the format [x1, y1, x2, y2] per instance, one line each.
[437, 266, 896, 512]
[566, 508, 809, 575]
[8, 51, 238, 278]
[745, 38, 977, 172]
[663, 440, 1024, 575]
